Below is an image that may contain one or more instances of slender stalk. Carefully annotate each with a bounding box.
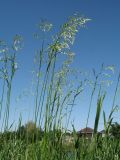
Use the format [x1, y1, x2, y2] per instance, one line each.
[86, 75, 98, 128]
[34, 41, 44, 123]
[0, 79, 5, 120]
[111, 72, 120, 110]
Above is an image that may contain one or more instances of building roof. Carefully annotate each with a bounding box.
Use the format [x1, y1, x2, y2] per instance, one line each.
[78, 127, 94, 134]
[99, 130, 105, 133]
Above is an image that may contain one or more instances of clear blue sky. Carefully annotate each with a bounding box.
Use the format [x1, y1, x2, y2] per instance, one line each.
[0, 0, 120, 131]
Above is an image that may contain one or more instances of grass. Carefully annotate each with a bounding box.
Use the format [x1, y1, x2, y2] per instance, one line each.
[0, 14, 120, 160]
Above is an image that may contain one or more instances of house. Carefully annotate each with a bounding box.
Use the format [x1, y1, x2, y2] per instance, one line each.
[77, 127, 94, 139]
[99, 130, 105, 137]
[62, 132, 74, 144]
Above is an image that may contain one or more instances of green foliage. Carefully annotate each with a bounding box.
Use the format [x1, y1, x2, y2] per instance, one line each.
[94, 92, 106, 134]
[110, 122, 120, 139]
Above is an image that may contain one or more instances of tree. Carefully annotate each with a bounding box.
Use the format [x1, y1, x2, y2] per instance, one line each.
[17, 121, 43, 142]
[110, 122, 120, 139]
[17, 125, 26, 140]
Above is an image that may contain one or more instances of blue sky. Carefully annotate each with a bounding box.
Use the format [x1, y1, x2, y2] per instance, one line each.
[0, 0, 120, 131]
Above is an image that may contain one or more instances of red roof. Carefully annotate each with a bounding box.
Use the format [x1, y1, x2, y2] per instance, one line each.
[78, 127, 94, 134]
